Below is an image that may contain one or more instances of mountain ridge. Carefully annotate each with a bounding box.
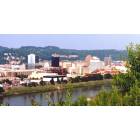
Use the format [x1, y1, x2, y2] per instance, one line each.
[0, 46, 127, 64]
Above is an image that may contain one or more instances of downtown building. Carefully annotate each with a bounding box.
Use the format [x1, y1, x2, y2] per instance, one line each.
[28, 54, 36, 69]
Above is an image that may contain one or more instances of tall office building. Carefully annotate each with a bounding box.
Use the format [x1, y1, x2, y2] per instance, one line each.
[35, 55, 39, 63]
[28, 54, 36, 69]
[51, 54, 60, 67]
[104, 56, 112, 66]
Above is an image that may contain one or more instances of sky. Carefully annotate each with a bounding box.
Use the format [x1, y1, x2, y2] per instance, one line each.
[0, 34, 140, 50]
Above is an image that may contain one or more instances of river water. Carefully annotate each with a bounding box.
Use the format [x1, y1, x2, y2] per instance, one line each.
[1, 85, 111, 106]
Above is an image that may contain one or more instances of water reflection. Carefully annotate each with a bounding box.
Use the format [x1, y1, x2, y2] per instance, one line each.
[2, 85, 111, 106]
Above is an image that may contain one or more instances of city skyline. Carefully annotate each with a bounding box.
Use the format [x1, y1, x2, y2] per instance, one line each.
[0, 34, 140, 50]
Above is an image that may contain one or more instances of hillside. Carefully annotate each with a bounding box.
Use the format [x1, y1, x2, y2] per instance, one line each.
[0, 46, 127, 64]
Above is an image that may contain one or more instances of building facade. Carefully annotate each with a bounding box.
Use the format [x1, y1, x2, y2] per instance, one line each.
[28, 54, 36, 69]
[51, 54, 60, 67]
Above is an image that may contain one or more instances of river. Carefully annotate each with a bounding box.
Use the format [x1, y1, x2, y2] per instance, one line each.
[1, 85, 111, 106]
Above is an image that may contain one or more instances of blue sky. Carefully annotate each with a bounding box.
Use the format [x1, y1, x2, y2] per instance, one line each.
[0, 34, 140, 50]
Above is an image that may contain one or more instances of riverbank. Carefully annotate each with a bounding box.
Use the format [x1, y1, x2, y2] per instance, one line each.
[4, 79, 112, 96]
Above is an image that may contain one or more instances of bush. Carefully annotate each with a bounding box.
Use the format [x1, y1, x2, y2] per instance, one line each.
[104, 73, 113, 79]
[40, 80, 46, 86]
[28, 82, 38, 87]
[0, 87, 4, 94]
[74, 96, 88, 106]
[71, 74, 104, 83]
[113, 73, 136, 92]
[71, 76, 82, 83]
[2, 79, 12, 85]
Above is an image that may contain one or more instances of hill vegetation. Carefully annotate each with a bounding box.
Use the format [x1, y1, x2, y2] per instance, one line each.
[0, 46, 127, 64]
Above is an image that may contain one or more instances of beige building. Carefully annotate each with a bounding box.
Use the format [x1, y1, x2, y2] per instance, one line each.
[28, 71, 57, 79]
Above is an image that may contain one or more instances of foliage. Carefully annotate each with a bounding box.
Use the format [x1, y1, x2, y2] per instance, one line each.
[0, 87, 4, 94]
[71, 74, 104, 83]
[6, 80, 112, 96]
[89, 44, 140, 106]
[104, 73, 113, 79]
[61, 83, 73, 106]
[73, 96, 88, 106]
[17, 74, 28, 80]
[113, 73, 135, 92]
[88, 87, 121, 106]
[40, 80, 46, 86]
[31, 99, 40, 106]
[113, 44, 140, 92]
[2, 79, 12, 85]
[28, 82, 38, 87]
[0, 46, 127, 64]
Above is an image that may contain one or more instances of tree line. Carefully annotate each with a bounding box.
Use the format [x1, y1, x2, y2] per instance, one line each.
[0, 46, 127, 64]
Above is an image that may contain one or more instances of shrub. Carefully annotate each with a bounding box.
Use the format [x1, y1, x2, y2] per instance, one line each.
[104, 73, 113, 79]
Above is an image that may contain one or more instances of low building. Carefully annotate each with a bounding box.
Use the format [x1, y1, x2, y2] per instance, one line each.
[28, 71, 58, 79]
[43, 75, 67, 82]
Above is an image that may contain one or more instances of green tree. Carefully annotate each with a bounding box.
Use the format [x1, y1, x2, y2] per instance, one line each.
[40, 80, 46, 86]
[127, 44, 140, 80]
[0, 87, 4, 94]
[74, 96, 88, 106]
[113, 73, 135, 92]
[90, 90, 111, 106]
[113, 44, 140, 92]
[92, 44, 140, 106]
[104, 73, 113, 79]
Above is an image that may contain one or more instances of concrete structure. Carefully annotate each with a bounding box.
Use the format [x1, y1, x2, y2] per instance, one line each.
[28, 71, 57, 79]
[85, 55, 93, 65]
[35, 55, 39, 63]
[51, 54, 60, 67]
[43, 75, 67, 82]
[89, 57, 104, 73]
[60, 60, 90, 76]
[60, 61, 72, 69]
[44, 61, 50, 68]
[104, 56, 112, 66]
[0, 66, 43, 80]
[28, 54, 36, 69]
[11, 64, 26, 70]
[113, 66, 127, 73]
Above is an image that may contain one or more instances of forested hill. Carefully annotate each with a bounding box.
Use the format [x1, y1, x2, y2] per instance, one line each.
[0, 46, 127, 64]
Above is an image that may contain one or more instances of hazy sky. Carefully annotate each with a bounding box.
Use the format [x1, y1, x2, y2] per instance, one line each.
[0, 34, 140, 50]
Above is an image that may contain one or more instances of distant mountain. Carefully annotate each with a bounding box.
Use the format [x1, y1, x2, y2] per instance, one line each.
[0, 46, 8, 51]
[0, 46, 127, 64]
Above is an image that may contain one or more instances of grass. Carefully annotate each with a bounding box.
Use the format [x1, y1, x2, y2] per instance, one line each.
[4, 79, 112, 96]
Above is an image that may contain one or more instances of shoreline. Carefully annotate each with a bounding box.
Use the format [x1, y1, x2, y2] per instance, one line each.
[4, 79, 112, 97]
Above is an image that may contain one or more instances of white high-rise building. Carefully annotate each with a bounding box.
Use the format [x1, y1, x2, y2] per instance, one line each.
[28, 54, 36, 69]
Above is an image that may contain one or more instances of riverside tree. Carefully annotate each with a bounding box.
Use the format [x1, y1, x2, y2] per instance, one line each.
[0, 87, 4, 94]
[114, 44, 140, 92]
[87, 44, 140, 106]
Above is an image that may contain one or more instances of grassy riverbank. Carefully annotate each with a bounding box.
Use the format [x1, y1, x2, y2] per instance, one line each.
[4, 79, 112, 96]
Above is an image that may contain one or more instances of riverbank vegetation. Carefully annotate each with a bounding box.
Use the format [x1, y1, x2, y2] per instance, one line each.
[3, 72, 113, 96]
[5, 79, 112, 96]
[77, 44, 140, 106]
